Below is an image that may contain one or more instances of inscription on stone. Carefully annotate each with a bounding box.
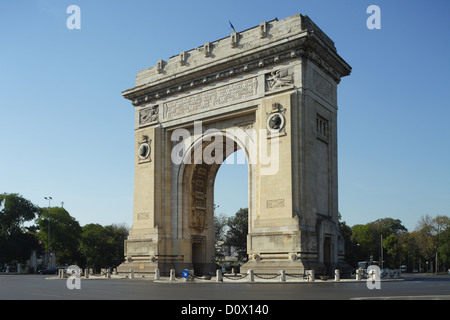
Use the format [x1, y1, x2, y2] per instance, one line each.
[266, 199, 285, 208]
[137, 212, 149, 220]
[163, 78, 257, 120]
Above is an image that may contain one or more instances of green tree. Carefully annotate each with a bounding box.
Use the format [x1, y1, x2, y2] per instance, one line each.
[351, 224, 374, 259]
[224, 208, 248, 262]
[339, 220, 362, 267]
[36, 207, 82, 265]
[369, 218, 408, 236]
[438, 227, 450, 271]
[415, 215, 450, 272]
[350, 218, 407, 267]
[0, 193, 40, 265]
[79, 223, 128, 271]
[383, 233, 401, 268]
[214, 213, 229, 262]
[368, 218, 407, 262]
[0, 193, 39, 237]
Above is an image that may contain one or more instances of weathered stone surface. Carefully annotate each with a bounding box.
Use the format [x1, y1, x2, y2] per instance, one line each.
[118, 13, 352, 276]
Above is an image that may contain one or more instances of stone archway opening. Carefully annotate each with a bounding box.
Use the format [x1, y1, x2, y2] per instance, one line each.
[180, 131, 251, 275]
[213, 149, 249, 272]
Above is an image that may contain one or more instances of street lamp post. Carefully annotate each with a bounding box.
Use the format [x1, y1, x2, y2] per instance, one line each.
[44, 197, 52, 268]
[435, 247, 438, 274]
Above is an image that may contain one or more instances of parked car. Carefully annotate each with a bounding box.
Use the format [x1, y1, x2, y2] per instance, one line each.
[38, 267, 60, 275]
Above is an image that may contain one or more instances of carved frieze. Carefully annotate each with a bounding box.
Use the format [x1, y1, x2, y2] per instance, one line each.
[129, 49, 300, 107]
[164, 78, 257, 120]
[190, 164, 210, 231]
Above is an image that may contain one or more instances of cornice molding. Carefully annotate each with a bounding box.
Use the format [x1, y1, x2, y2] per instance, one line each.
[122, 14, 351, 106]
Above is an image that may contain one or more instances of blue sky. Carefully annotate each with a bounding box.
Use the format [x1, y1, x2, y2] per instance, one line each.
[1, 0, 449, 232]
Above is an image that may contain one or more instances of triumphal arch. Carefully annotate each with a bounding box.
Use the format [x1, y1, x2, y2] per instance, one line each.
[118, 13, 352, 276]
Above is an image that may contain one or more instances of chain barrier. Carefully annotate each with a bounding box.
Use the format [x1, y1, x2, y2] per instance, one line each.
[170, 271, 313, 281]
[285, 273, 306, 279]
[223, 273, 249, 280]
[254, 273, 280, 280]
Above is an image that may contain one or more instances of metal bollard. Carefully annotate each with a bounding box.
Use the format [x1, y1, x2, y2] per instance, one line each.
[85, 269, 89, 279]
[170, 269, 175, 281]
[130, 268, 134, 279]
[356, 269, 361, 281]
[216, 269, 223, 282]
[154, 268, 160, 280]
[335, 269, 340, 282]
[279, 270, 286, 282]
[308, 270, 315, 282]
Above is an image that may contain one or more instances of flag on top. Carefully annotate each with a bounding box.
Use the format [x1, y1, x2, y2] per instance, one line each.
[229, 20, 236, 33]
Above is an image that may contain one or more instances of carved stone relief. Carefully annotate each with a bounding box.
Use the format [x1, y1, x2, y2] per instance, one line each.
[190, 164, 210, 231]
[265, 68, 294, 91]
[266, 102, 286, 137]
[138, 135, 151, 163]
[266, 199, 285, 208]
[139, 105, 159, 126]
[137, 212, 149, 220]
[163, 78, 257, 120]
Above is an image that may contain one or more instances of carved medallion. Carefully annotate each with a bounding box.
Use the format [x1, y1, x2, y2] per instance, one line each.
[138, 135, 151, 163]
[268, 113, 283, 130]
[266, 103, 286, 136]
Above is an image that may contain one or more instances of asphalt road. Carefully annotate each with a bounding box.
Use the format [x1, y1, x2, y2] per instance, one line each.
[0, 273, 448, 317]
[1, 274, 449, 300]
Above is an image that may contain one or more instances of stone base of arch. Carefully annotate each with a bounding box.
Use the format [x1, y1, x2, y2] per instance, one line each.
[117, 260, 217, 277]
[240, 258, 353, 277]
[240, 259, 325, 276]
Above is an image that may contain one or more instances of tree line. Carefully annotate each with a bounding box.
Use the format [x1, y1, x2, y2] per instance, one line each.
[340, 215, 450, 272]
[0, 193, 128, 272]
[215, 208, 450, 273]
[2, 192, 449, 274]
